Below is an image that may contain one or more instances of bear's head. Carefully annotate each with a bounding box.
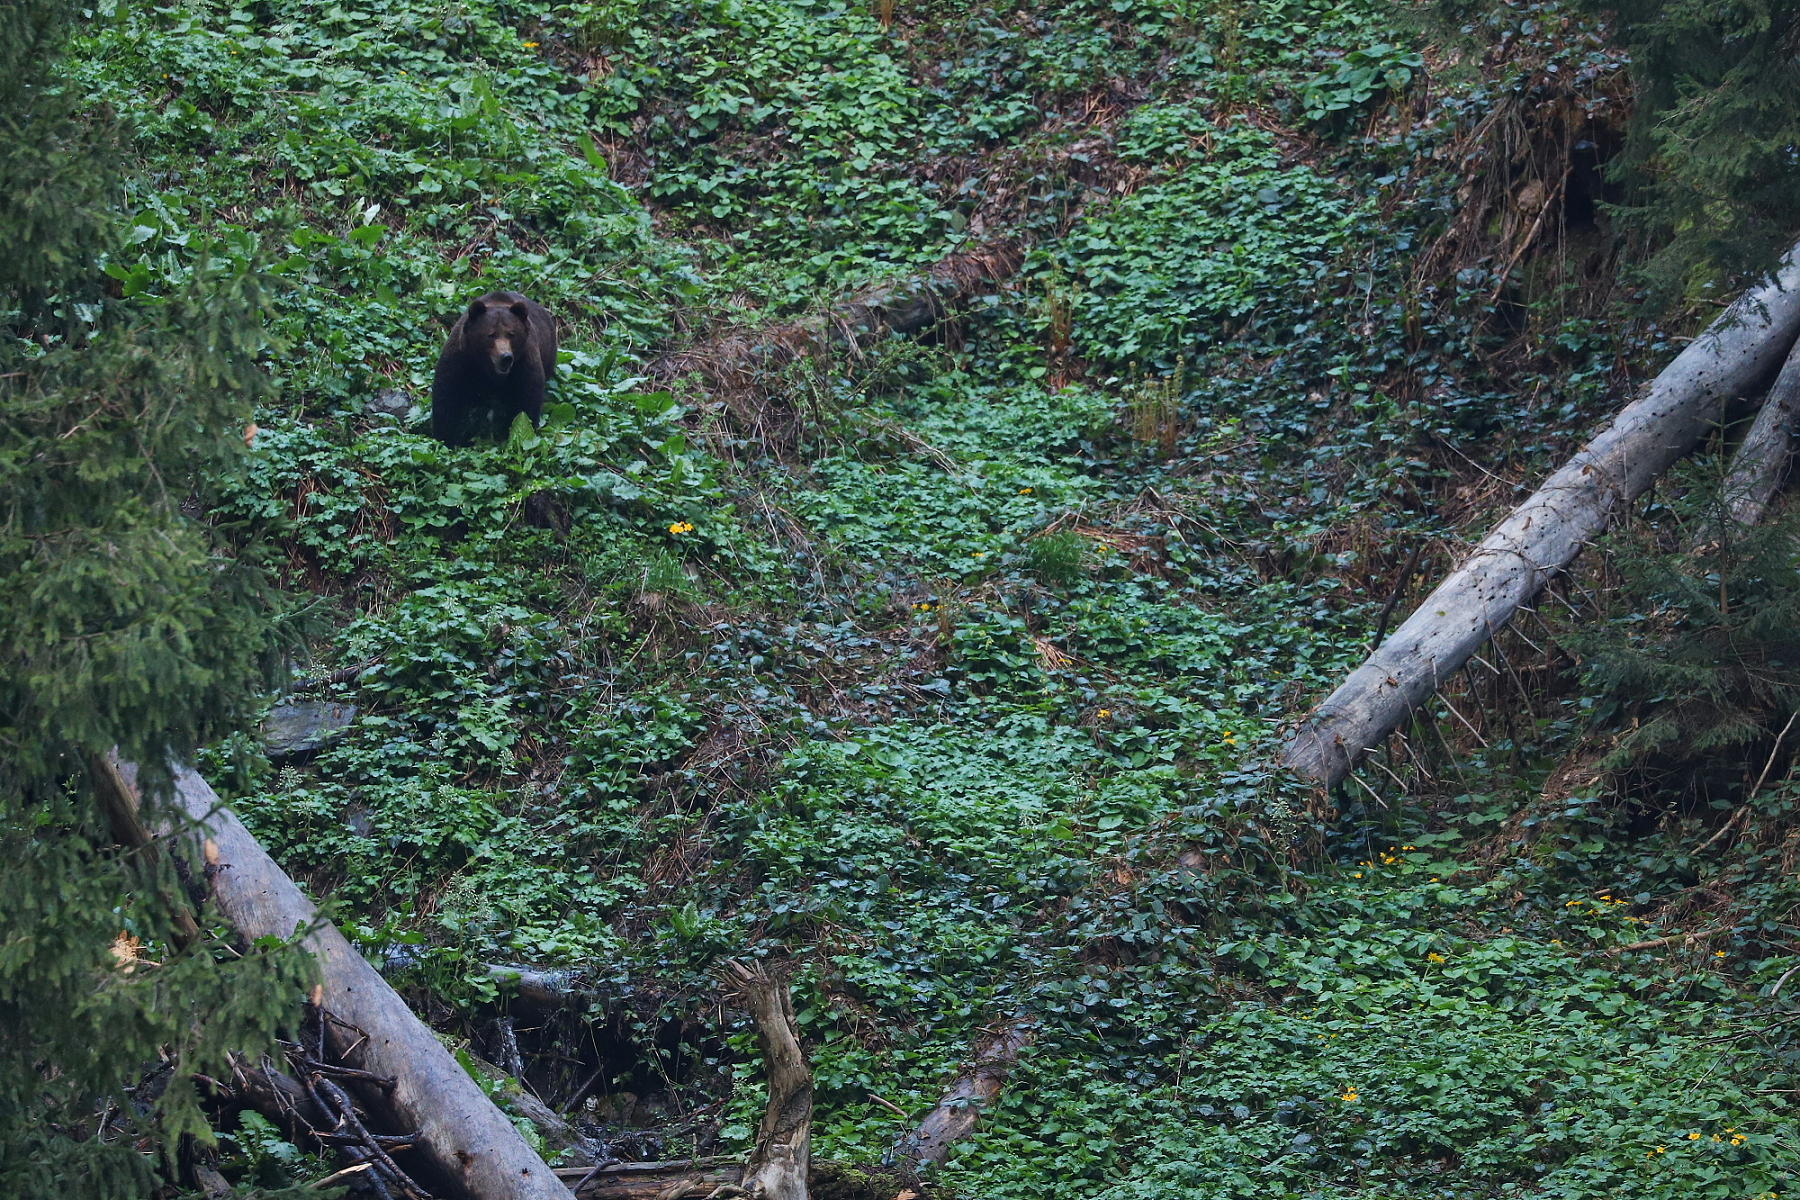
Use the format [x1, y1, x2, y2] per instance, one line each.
[463, 296, 531, 377]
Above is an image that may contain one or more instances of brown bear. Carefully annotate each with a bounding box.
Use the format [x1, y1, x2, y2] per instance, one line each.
[430, 291, 558, 446]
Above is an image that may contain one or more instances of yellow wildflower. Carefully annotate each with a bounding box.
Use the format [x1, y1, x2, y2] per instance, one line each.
[667, 520, 694, 535]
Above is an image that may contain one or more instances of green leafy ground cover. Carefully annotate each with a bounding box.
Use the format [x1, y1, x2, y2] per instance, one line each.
[71, 0, 1800, 1193]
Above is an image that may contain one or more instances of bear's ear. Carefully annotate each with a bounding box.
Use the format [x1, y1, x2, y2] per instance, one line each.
[467, 300, 488, 318]
[509, 302, 529, 322]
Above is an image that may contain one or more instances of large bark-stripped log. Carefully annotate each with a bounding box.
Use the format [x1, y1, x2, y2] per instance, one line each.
[1283, 245, 1800, 788]
[122, 759, 572, 1200]
[1722, 336, 1800, 527]
[902, 1024, 1031, 1168]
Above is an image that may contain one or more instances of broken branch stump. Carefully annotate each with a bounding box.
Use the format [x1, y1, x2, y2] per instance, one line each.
[722, 960, 812, 1200]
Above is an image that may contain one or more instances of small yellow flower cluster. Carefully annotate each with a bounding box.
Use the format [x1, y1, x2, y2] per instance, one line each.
[912, 601, 936, 612]
[1018, 486, 1033, 494]
[667, 520, 695, 535]
[1426, 952, 1445, 963]
[1221, 731, 1237, 746]
[1097, 709, 1111, 719]
[1339, 1086, 1358, 1103]
[1647, 1144, 1666, 1158]
[523, 39, 540, 47]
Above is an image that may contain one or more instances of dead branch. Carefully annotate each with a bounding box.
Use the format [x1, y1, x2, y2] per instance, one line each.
[1603, 926, 1730, 956]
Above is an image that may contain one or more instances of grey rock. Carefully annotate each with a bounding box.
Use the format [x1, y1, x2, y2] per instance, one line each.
[368, 388, 412, 417]
[263, 700, 357, 759]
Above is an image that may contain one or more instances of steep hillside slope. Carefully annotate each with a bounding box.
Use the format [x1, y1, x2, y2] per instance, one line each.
[77, 0, 1800, 1193]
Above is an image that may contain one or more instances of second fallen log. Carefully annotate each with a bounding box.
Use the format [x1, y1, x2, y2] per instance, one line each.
[1721, 335, 1800, 527]
[137, 759, 573, 1200]
[901, 1024, 1031, 1168]
[1282, 244, 1800, 788]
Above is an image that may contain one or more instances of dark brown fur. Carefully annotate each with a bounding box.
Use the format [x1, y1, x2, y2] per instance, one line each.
[430, 291, 558, 446]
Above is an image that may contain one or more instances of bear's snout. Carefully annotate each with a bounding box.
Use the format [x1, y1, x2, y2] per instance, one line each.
[490, 337, 516, 375]
[496, 350, 515, 373]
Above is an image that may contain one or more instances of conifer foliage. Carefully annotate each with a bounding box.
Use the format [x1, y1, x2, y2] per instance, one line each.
[1573, 466, 1800, 789]
[1596, 0, 1800, 299]
[0, 0, 311, 1191]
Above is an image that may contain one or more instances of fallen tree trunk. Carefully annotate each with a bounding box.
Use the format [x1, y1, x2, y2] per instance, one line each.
[1283, 244, 1800, 788]
[901, 1024, 1032, 1168]
[485, 962, 594, 1009]
[120, 758, 572, 1200]
[553, 1158, 744, 1199]
[1722, 335, 1800, 527]
[654, 242, 1022, 393]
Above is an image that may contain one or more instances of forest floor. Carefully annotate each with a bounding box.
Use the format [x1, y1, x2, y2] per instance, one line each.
[81, 0, 1800, 1194]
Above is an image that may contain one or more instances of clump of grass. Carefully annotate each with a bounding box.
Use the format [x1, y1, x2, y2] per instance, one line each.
[1027, 531, 1090, 585]
[643, 548, 698, 600]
